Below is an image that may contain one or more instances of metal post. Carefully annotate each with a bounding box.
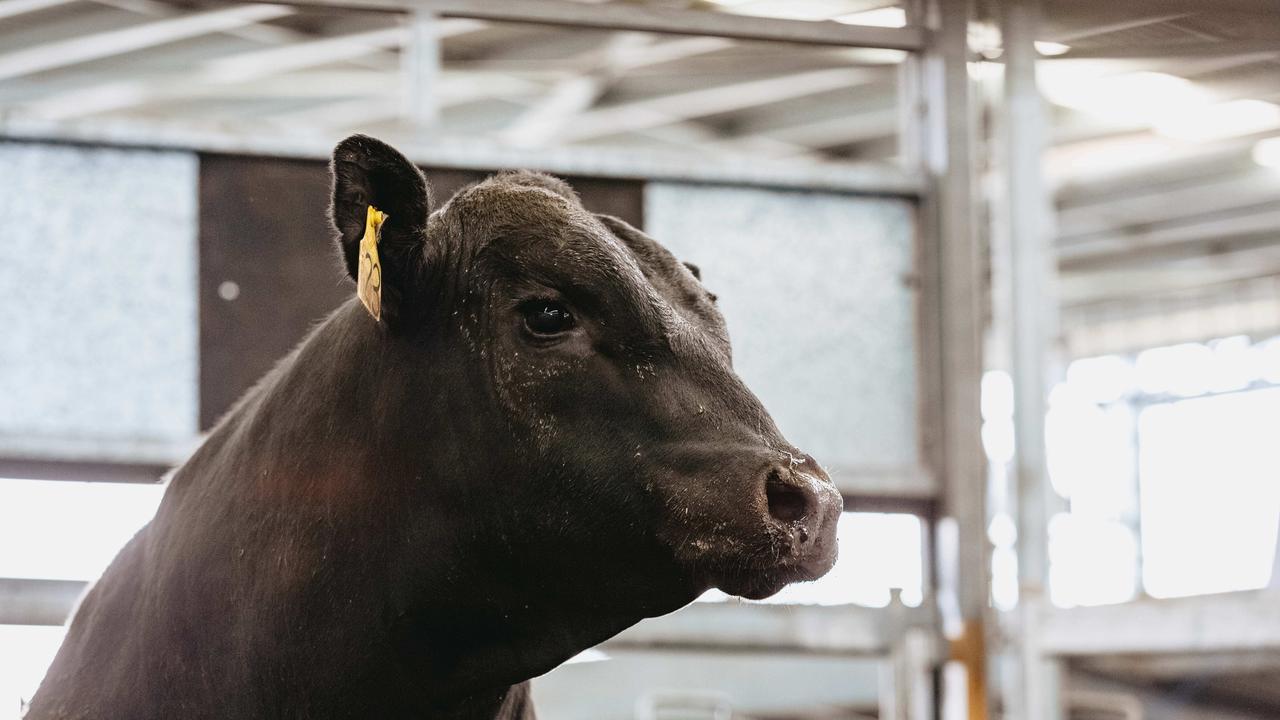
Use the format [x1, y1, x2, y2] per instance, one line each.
[1270, 527, 1280, 589]
[911, 0, 990, 717]
[402, 10, 441, 132]
[880, 589, 938, 720]
[1000, 1, 1064, 718]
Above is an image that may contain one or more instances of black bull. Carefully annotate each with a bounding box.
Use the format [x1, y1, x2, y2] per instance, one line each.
[27, 135, 843, 720]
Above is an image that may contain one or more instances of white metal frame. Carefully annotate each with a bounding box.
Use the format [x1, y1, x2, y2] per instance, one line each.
[279, 0, 927, 50]
[0, 117, 921, 195]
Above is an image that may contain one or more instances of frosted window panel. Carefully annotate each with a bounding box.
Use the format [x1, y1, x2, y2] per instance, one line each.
[0, 142, 198, 462]
[644, 183, 920, 478]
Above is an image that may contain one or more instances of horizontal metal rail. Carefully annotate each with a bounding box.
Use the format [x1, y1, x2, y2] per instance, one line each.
[1, 118, 924, 196]
[0, 578, 86, 626]
[256, 0, 927, 51]
[1038, 590, 1280, 656]
[606, 601, 931, 656]
[2, 576, 927, 659]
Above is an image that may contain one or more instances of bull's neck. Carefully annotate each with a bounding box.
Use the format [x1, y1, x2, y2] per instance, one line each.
[185, 301, 430, 499]
[162, 300, 657, 714]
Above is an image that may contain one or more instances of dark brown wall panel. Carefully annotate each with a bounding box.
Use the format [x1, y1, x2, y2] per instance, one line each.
[199, 153, 643, 429]
[198, 154, 346, 430]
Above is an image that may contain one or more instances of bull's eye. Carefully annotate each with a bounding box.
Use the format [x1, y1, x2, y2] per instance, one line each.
[523, 301, 575, 336]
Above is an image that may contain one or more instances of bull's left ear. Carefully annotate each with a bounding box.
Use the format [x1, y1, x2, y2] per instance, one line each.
[329, 134, 432, 325]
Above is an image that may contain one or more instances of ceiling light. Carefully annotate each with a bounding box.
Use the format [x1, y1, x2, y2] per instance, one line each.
[1251, 137, 1280, 168]
[1154, 99, 1280, 142]
[836, 7, 907, 28]
[1035, 41, 1071, 56]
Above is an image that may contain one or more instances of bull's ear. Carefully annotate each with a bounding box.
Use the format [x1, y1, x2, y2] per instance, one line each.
[329, 135, 432, 323]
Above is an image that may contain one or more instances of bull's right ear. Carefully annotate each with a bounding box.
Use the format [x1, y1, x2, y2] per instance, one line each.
[329, 133, 432, 282]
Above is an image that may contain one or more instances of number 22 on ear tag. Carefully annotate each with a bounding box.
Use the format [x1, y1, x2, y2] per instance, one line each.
[358, 205, 387, 322]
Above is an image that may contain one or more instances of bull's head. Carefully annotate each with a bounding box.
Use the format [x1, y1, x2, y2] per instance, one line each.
[329, 135, 842, 680]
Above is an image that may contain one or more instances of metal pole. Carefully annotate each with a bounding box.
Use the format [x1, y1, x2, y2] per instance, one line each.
[1270, 528, 1280, 589]
[0, 577, 87, 626]
[1001, 1, 1064, 718]
[912, 0, 990, 716]
[880, 589, 938, 720]
[402, 10, 441, 133]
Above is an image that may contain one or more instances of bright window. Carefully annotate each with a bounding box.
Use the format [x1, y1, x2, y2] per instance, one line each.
[0, 479, 164, 581]
[0, 478, 165, 717]
[1138, 388, 1280, 598]
[0, 625, 66, 719]
[1044, 335, 1280, 606]
[699, 511, 925, 607]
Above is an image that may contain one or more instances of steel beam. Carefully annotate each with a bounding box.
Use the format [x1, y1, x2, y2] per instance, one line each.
[1057, 171, 1280, 243]
[1056, 39, 1280, 60]
[1061, 229, 1280, 273]
[497, 32, 731, 149]
[606, 602, 928, 656]
[1000, 3, 1063, 719]
[250, 0, 927, 50]
[0, 117, 923, 194]
[1039, 590, 1280, 656]
[1053, 135, 1275, 208]
[0, 0, 74, 21]
[0, 4, 296, 81]
[0, 577, 86, 626]
[1061, 262, 1280, 308]
[402, 10, 442, 130]
[910, 0, 989, 716]
[555, 67, 883, 143]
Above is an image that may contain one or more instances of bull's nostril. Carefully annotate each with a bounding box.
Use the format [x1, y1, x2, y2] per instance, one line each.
[766, 477, 809, 524]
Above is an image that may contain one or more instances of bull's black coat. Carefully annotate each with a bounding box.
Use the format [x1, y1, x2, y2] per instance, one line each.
[28, 136, 842, 720]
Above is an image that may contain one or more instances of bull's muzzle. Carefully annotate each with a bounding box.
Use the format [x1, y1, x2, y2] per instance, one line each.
[761, 455, 843, 577]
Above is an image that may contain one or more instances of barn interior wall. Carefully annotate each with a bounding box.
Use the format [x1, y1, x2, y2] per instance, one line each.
[3, 138, 924, 488]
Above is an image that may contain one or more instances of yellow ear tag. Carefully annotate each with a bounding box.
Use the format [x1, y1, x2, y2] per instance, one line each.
[358, 205, 387, 321]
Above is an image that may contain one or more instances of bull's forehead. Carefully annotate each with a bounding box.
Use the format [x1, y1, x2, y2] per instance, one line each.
[440, 178, 725, 350]
[445, 181, 647, 287]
